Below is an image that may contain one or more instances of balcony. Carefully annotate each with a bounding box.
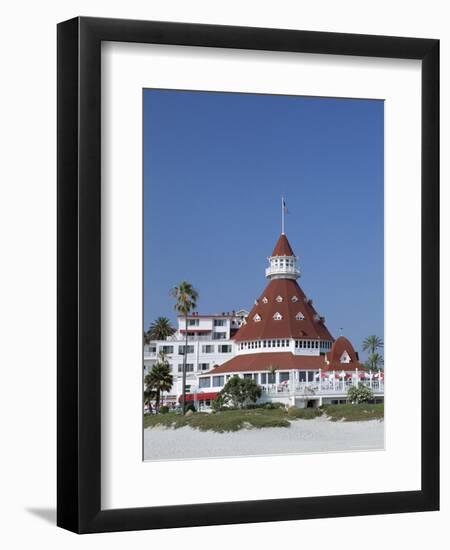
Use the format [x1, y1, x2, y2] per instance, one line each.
[262, 380, 384, 396]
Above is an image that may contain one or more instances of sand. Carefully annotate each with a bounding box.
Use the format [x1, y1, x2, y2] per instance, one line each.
[144, 416, 384, 460]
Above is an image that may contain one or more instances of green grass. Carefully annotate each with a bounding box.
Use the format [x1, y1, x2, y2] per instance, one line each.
[321, 403, 384, 422]
[144, 408, 289, 432]
[144, 403, 384, 432]
[287, 406, 322, 419]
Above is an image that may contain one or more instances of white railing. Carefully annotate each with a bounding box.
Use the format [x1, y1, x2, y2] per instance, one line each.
[262, 380, 384, 396]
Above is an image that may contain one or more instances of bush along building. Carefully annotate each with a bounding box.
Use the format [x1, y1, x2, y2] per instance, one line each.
[144, 232, 384, 411]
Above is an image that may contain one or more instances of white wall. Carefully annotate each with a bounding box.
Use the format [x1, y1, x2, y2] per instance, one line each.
[0, 1, 448, 549]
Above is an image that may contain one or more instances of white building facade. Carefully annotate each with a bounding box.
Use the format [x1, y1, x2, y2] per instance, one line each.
[144, 310, 248, 404]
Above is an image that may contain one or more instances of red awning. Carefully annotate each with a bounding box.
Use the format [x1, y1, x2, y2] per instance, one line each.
[180, 392, 218, 402]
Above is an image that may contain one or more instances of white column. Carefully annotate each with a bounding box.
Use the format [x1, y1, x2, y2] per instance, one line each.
[355, 367, 359, 386]
[318, 369, 322, 392]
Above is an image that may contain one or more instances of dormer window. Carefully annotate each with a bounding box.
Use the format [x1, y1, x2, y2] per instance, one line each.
[262, 297, 268, 304]
[276, 295, 283, 302]
[253, 314, 261, 323]
[273, 312, 282, 321]
[295, 312, 305, 320]
[291, 296, 299, 303]
[340, 351, 351, 364]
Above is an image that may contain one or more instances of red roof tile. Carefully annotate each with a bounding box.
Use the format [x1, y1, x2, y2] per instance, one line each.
[233, 278, 334, 341]
[205, 352, 325, 373]
[271, 234, 295, 257]
[325, 336, 364, 370]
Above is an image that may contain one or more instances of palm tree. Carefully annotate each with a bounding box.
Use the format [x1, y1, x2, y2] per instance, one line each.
[171, 281, 199, 414]
[365, 352, 384, 372]
[145, 316, 175, 343]
[362, 335, 384, 355]
[268, 365, 278, 385]
[144, 360, 173, 412]
[143, 387, 156, 414]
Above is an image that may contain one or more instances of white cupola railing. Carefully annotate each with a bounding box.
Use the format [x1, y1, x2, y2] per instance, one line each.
[265, 254, 300, 280]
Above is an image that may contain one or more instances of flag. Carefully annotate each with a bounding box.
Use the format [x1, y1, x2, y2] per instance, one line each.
[282, 197, 288, 213]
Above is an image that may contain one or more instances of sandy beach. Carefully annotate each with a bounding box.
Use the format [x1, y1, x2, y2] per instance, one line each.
[144, 416, 384, 460]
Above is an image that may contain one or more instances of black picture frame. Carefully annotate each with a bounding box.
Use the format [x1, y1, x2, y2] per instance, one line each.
[57, 16, 439, 534]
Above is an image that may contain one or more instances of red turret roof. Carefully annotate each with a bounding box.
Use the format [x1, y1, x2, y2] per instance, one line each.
[271, 234, 295, 257]
[233, 278, 334, 342]
[325, 336, 364, 370]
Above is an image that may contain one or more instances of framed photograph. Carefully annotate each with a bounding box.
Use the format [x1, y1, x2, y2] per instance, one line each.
[57, 17, 439, 533]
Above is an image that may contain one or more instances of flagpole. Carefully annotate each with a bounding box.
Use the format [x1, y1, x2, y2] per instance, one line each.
[281, 196, 285, 235]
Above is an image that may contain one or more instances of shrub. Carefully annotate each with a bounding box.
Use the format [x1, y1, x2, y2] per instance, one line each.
[347, 383, 374, 404]
[217, 375, 262, 408]
[184, 402, 196, 413]
[159, 405, 169, 414]
[287, 406, 322, 419]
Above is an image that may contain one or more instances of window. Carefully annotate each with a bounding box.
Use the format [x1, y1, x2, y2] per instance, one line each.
[279, 372, 289, 382]
[213, 332, 226, 340]
[178, 363, 194, 372]
[276, 295, 283, 302]
[267, 372, 276, 384]
[199, 363, 210, 371]
[307, 371, 315, 382]
[202, 345, 214, 353]
[261, 373, 267, 384]
[243, 373, 253, 379]
[299, 371, 307, 382]
[263, 340, 267, 347]
[188, 318, 199, 326]
[212, 375, 225, 387]
[218, 344, 232, 353]
[262, 297, 268, 304]
[149, 345, 156, 353]
[178, 345, 194, 355]
[291, 296, 299, 302]
[295, 311, 305, 320]
[199, 377, 211, 388]
[214, 319, 225, 326]
[273, 312, 282, 320]
[161, 345, 174, 354]
[253, 314, 261, 322]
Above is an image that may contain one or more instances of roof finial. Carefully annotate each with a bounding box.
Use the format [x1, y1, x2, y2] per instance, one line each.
[281, 196, 288, 235]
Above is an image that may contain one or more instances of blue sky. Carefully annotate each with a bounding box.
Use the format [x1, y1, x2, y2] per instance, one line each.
[143, 90, 384, 359]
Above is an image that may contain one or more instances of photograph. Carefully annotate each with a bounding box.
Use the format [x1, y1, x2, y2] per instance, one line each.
[142, 89, 385, 460]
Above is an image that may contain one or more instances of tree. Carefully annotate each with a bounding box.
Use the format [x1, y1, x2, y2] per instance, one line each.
[218, 375, 262, 409]
[365, 352, 384, 371]
[347, 382, 374, 404]
[362, 335, 384, 355]
[268, 365, 278, 385]
[144, 357, 173, 412]
[143, 387, 155, 414]
[144, 316, 175, 343]
[171, 281, 199, 415]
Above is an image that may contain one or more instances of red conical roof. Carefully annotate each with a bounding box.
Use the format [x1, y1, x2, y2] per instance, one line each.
[325, 336, 364, 370]
[233, 278, 334, 342]
[271, 234, 295, 257]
